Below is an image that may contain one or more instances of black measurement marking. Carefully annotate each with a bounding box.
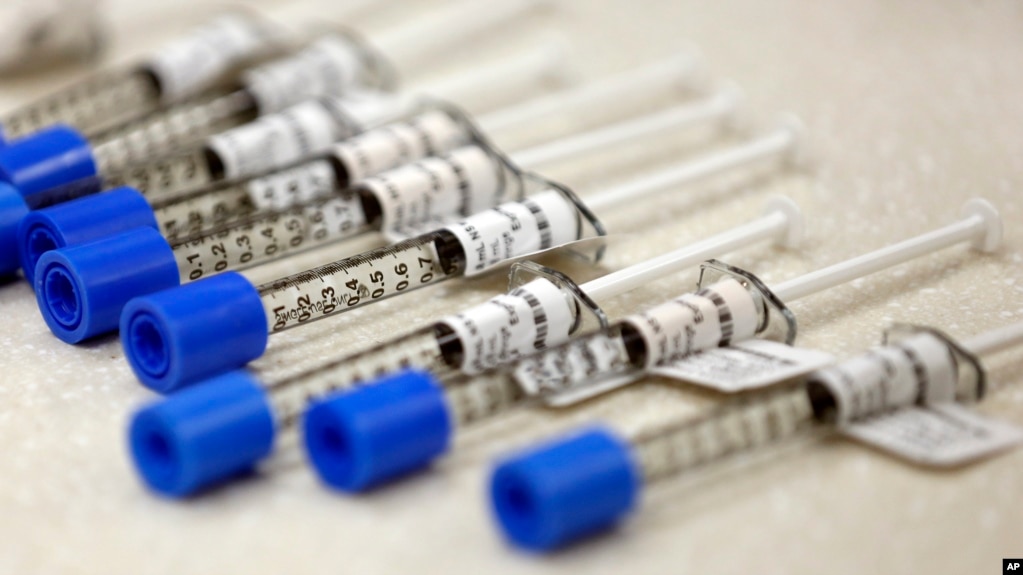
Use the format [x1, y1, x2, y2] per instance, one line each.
[697, 287, 734, 346]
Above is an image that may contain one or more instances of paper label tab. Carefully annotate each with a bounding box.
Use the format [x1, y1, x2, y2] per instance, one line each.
[649, 339, 835, 392]
[842, 404, 1023, 467]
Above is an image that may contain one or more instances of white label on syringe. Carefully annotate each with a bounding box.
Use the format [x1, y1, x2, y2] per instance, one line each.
[206, 99, 354, 180]
[366, 147, 502, 236]
[649, 339, 835, 392]
[146, 14, 278, 102]
[440, 278, 574, 374]
[513, 330, 636, 397]
[243, 35, 362, 114]
[623, 278, 759, 369]
[841, 404, 1023, 468]
[246, 159, 339, 211]
[444, 190, 581, 277]
[809, 333, 958, 426]
[332, 110, 470, 183]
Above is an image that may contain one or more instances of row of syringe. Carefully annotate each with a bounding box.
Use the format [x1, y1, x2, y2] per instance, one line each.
[1, 3, 1019, 557]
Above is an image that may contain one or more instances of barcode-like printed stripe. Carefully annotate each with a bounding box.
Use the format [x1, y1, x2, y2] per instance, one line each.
[410, 116, 438, 155]
[510, 287, 550, 350]
[697, 287, 734, 345]
[524, 199, 553, 249]
[447, 154, 472, 215]
[894, 343, 929, 405]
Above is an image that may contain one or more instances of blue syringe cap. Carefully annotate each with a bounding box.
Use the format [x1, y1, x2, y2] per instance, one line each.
[0, 182, 29, 277]
[489, 427, 641, 552]
[121, 271, 268, 394]
[129, 370, 275, 498]
[34, 227, 179, 343]
[0, 125, 96, 196]
[18, 187, 157, 282]
[304, 369, 453, 493]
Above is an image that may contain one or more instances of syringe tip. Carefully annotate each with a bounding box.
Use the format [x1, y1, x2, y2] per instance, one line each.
[304, 369, 452, 493]
[17, 186, 157, 282]
[34, 227, 179, 343]
[0, 124, 96, 195]
[128, 370, 275, 498]
[121, 271, 268, 392]
[0, 183, 29, 276]
[489, 427, 641, 552]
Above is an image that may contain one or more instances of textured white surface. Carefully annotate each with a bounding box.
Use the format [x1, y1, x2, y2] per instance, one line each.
[2, 0, 1022, 573]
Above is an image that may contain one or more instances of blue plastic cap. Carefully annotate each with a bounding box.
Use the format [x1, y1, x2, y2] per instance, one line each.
[33, 227, 179, 343]
[0, 125, 96, 196]
[304, 369, 453, 492]
[0, 183, 29, 276]
[489, 427, 642, 552]
[129, 370, 276, 497]
[18, 187, 156, 282]
[121, 271, 268, 394]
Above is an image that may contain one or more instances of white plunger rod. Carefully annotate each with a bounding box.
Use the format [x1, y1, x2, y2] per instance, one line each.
[962, 321, 1023, 357]
[581, 198, 802, 301]
[771, 199, 1002, 302]
[374, 0, 550, 68]
[421, 38, 570, 110]
[583, 119, 801, 213]
[478, 53, 701, 134]
[510, 87, 739, 168]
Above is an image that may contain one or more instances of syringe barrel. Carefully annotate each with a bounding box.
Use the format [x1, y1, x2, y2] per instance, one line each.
[631, 386, 815, 484]
[2, 73, 159, 142]
[141, 11, 294, 105]
[165, 141, 504, 279]
[444, 371, 528, 429]
[258, 230, 459, 333]
[171, 192, 374, 283]
[267, 327, 453, 427]
[151, 108, 473, 240]
[509, 278, 760, 397]
[0, 11, 289, 140]
[102, 91, 413, 199]
[805, 331, 962, 426]
[91, 90, 260, 175]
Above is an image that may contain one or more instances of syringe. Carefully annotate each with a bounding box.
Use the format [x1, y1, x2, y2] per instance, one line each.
[2, 42, 567, 279]
[148, 55, 701, 242]
[94, 0, 553, 172]
[0, 0, 547, 200]
[12, 41, 573, 281]
[486, 320, 1023, 551]
[0, 11, 292, 141]
[31, 92, 734, 344]
[126, 198, 804, 497]
[114, 119, 804, 391]
[294, 199, 1002, 493]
